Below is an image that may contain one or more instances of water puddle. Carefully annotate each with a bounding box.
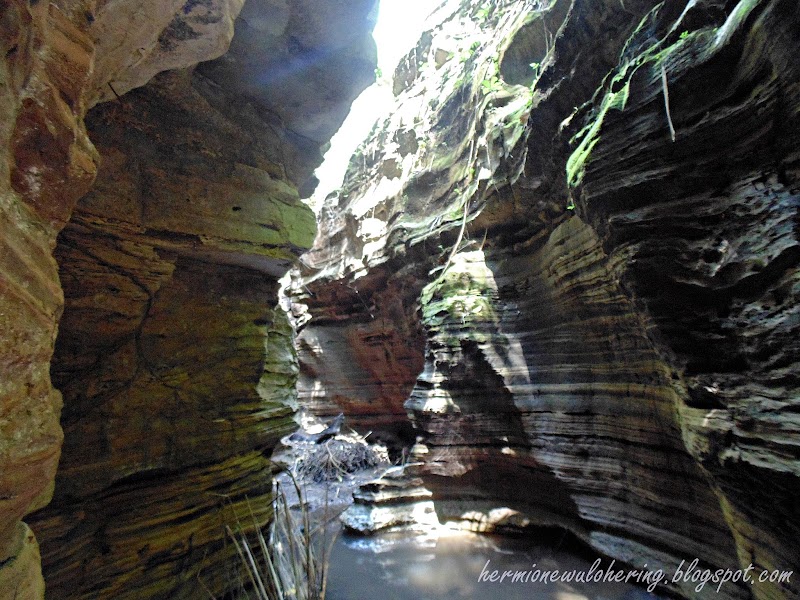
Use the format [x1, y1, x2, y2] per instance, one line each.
[325, 529, 664, 600]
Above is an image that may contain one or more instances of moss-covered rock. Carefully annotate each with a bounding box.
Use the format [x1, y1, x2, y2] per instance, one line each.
[293, 1, 800, 599]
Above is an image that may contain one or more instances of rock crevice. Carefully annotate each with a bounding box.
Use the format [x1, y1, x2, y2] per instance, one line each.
[1, 0, 376, 597]
[290, 1, 799, 599]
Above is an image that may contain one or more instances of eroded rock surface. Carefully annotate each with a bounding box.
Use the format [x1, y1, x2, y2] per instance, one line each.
[291, 1, 799, 599]
[569, 1, 800, 596]
[1, 2, 98, 593]
[1, 0, 376, 597]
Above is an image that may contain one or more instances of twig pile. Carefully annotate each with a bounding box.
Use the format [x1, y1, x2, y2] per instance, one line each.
[294, 434, 389, 483]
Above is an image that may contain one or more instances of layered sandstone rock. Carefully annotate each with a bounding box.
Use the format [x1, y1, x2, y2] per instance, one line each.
[1, 0, 376, 597]
[27, 68, 312, 598]
[568, 1, 800, 596]
[291, 1, 799, 600]
[293, 0, 539, 437]
[1, 2, 98, 594]
[3, 0, 797, 598]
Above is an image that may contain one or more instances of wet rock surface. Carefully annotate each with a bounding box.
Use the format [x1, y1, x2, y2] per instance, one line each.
[340, 472, 436, 535]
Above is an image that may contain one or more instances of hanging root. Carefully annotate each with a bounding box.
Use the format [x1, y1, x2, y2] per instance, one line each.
[661, 63, 676, 142]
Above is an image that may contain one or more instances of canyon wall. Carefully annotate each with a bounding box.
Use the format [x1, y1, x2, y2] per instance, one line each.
[1, 3, 98, 596]
[2, 0, 796, 598]
[1, 0, 376, 597]
[291, 1, 799, 599]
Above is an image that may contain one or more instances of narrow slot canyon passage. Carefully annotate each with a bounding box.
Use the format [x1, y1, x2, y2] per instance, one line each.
[0, 0, 798, 599]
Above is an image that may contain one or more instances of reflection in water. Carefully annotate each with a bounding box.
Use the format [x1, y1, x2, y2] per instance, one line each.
[326, 530, 664, 600]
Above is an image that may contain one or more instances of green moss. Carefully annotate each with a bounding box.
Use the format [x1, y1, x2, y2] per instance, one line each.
[276, 199, 316, 249]
[564, 6, 720, 191]
[420, 252, 498, 332]
[566, 5, 694, 191]
[566, 74, 631, 188]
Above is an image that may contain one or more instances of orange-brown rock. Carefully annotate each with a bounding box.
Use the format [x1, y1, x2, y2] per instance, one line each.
[28, 9, 375, 596]
[1, 2, 97, 595]
[2, 0, 377, 597]
[295, 266, 425, 435]
[26, 80, 311, 590]
[86, 0, 246, 107]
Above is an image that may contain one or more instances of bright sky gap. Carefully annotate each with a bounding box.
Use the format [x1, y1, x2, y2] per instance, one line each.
[309, 0, 433, 205]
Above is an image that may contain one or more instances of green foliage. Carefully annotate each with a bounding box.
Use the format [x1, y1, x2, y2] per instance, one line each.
[524, 93, 534, 111]
[480, 55, 503, 94]
[374, 67, 383, 79]
[421, 254, 497, 330]
[529, 61, 541, 82]
[679, 30, 689, 39]
[458, 40, 483, 65]
[480, 76, 503, 93]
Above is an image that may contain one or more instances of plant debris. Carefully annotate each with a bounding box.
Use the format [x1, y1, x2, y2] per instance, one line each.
[290, 433, 390, 483]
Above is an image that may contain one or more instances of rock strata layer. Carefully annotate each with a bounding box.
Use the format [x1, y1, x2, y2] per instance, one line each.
[1, 2, 98, 594]
[1, 0, 376, 597]
[291, 1, 799, 599]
